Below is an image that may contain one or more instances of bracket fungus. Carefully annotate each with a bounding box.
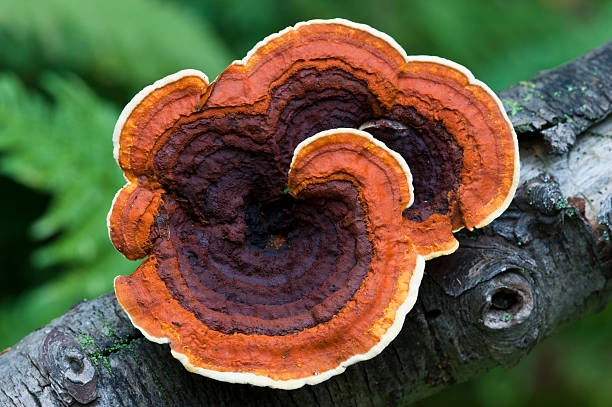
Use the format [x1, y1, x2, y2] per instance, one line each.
[108, 19, 519, 389]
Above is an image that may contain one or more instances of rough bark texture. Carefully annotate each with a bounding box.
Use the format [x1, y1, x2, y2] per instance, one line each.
[498, 41, 612, 154]
[1, 42, 611, 406]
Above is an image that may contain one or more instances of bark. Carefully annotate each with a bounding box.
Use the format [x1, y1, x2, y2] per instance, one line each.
[498, 41, 612, 154]
[1, 42, 611, 407]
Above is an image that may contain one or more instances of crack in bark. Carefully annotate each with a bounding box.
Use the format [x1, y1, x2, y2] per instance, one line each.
[25, 387, 42, 407]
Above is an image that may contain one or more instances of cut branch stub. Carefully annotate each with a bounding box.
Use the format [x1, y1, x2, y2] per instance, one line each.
[108, 19, 518, 389]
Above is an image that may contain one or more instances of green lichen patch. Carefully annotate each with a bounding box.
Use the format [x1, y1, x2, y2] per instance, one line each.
[519, 81, 536, 89]
[76, 315, 169, 401]
[503, 99, 524, 116]
[515, 123, 536, 133]
[97, 312, 118, 338]
[77, 333, 114, 376]
[555, 197, 569, 210]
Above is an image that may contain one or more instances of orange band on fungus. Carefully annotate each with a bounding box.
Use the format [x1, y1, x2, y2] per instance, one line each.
[109, 19, 518, 389]
[115, 129, 423, 388]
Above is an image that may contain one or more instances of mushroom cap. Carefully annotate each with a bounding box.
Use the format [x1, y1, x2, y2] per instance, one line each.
[108, 18, 518, 388]
[115, 129, 424, 388]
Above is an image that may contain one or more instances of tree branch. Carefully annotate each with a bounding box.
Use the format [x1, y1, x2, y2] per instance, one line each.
[499, 41, 612, 154]
[1, 42, 611, 407]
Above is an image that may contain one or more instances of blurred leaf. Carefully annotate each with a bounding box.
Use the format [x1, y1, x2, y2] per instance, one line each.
[476, 0, 612, 89]
[1, 74, 116, 263]
[0, 175, 51, 293]
[0, 0, 232, 101]
[0, 249, 134, 349]
[175, 0, 612, 90]
[0, 73, 137, 348]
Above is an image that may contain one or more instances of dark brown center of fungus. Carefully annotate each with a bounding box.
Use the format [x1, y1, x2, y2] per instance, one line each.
[146, 66, 464, 335]
[150, 181, 372, 335]
[360, 109, 463, 223]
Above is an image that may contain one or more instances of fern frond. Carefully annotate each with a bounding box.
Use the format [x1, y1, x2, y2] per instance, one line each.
[0, 73, 138, 347]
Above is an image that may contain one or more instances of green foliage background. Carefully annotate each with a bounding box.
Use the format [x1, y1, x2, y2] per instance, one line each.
[0, 0, 610, 405]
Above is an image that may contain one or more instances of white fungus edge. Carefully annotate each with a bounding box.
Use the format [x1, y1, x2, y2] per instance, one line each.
[114, 128, 425, 390]
[108, 69, 209, 253]
[112, 69, 209, 165]
[238, 18, 519, 234]
[111, 18, 519, 389]
[165, 255, 425, 390]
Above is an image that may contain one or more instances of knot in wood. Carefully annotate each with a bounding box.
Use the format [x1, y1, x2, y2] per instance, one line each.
[495, 174, 577, 247]
[480, 272, 534, 330]
[520, 175, 567, 216]
[41, 328, 98, 405]
[457, 268, 540, 367]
